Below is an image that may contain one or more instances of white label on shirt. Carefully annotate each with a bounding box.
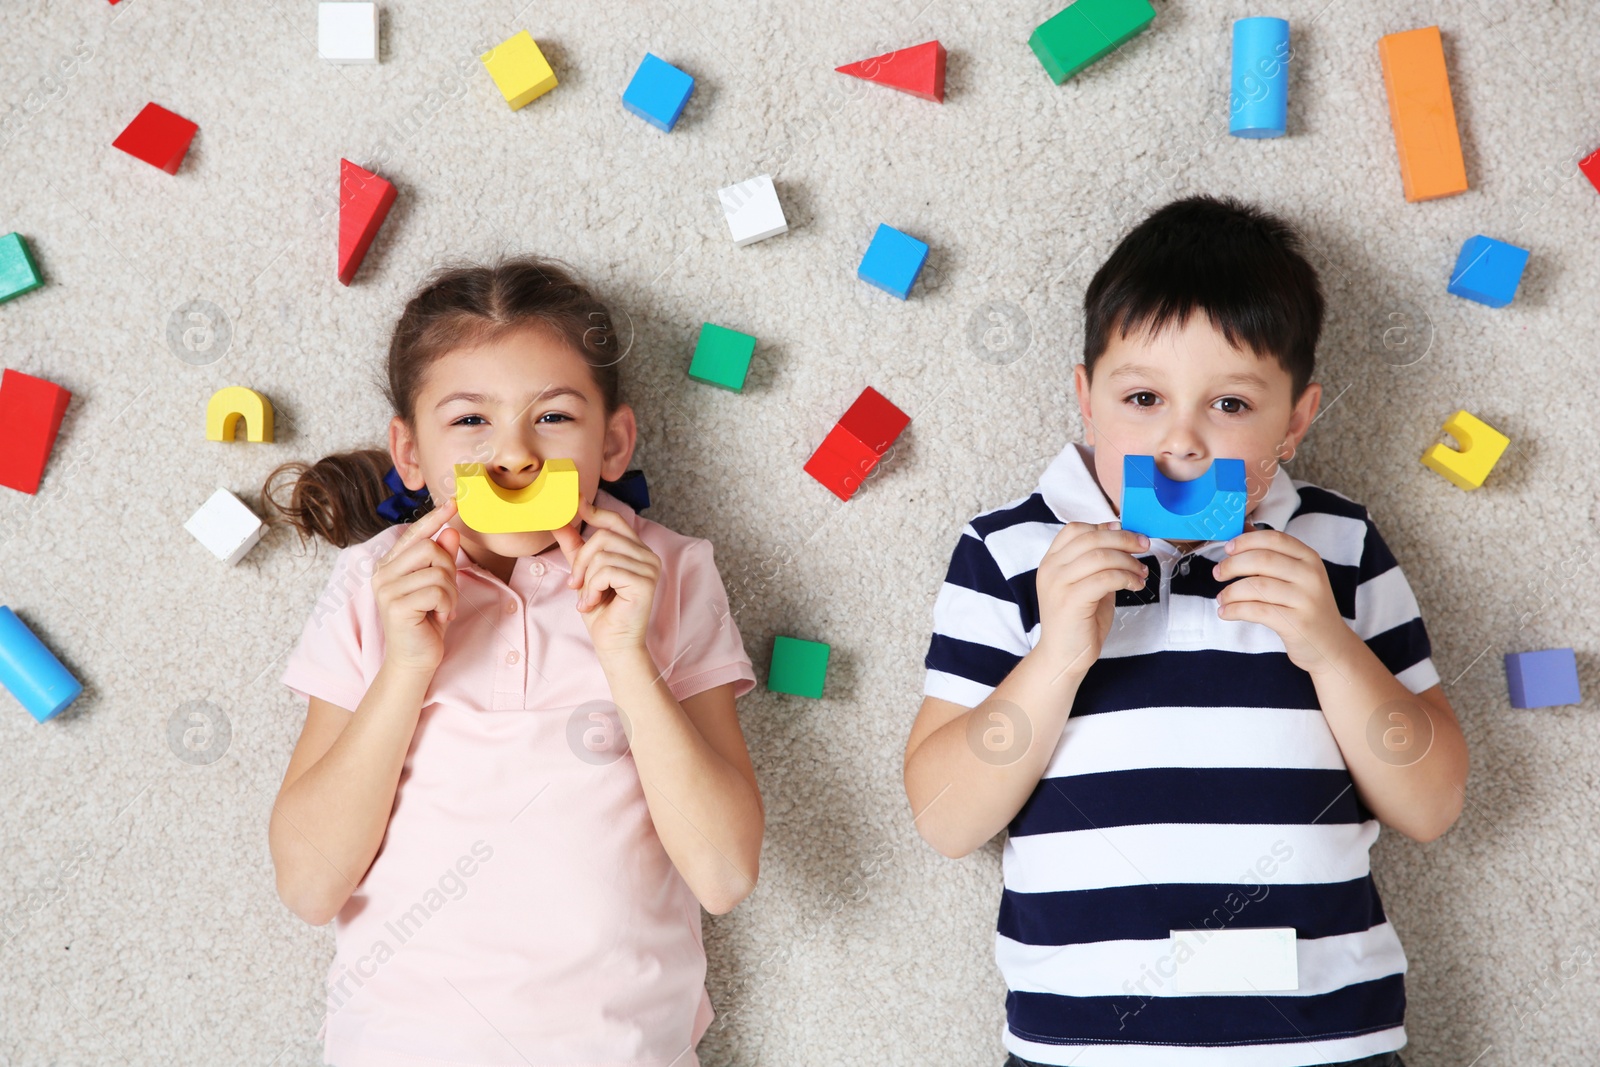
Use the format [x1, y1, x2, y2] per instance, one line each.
[1169, 927, 1299, 993]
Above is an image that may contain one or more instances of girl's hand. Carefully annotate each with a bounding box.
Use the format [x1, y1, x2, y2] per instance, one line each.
[551, 497, 661, 656]
[1213, 523, 1359, 677]
[371, 498, 461, 675]
[1035, 520, 1151, 675]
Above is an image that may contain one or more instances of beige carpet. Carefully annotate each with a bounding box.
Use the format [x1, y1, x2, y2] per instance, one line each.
[2, 1, 1597, 1064]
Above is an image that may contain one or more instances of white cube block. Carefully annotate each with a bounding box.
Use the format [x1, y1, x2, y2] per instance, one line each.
[318, 3, 378, 64]
[718, 174, 787, 246]
[185, 488, 266, 566]
[1170, 927, 1299, 993]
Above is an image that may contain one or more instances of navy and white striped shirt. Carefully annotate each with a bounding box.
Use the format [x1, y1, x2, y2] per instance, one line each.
[923, 442, 1439, 1067]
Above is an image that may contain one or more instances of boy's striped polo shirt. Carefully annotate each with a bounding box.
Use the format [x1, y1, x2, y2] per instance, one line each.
[923, 442, 1439, 1067]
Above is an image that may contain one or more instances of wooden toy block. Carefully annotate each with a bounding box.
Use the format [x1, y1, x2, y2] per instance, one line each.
[718, 175, 787, 246]
[836, 40, 946, 103]
[857, 223, 929, 300]
[205, 386, 275, 442]
[1447, 235, 1529, 308]
[688, 323, 756, 392]
[622, 53, 694, 132]
[112, 102, 198, 174]
[1120, 455, 1247, 542]
[184, 487, 266, 566]
[1420, 409, 1508, 490]
[804, 386, 909, 501]
[454, 458, 578, 533]
[768, 635, 829, 698]
[1505, 648, 1581, 709]
[480, 29, 557, 109]
[838, 385, 910, 457]
[1029, 0, 1156, 84]
[1378, 26, 1468, 202]
[338, 158, 397, 286]
[318, 2, 378, 64]
[1581, 147, 1600, 196]
[0, 606, 83, 723]
[0, 368, 71, 495]
[0, 233, 44, 303]
[1230, 17, 1289, 139]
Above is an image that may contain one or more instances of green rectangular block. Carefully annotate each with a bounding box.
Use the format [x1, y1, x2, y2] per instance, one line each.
[688, 322, 756, 392]
[1029, 0, 1156, 84]
[768, 635, 829, 698]
[0, 233, 43, 303]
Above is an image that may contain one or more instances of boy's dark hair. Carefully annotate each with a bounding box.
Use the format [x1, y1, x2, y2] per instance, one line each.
[1082, 195, 1323, 399]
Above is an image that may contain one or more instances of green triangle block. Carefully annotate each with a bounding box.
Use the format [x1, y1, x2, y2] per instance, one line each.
[688, 322, 756, 392]
[768, 635, 829, 698]
[0, 233, 44, 303]
[1029, 0, 1155, 84]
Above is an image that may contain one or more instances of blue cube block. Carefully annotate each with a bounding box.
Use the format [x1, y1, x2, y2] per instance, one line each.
[857, 223, 929, 300]
[622, 53, 694, 132]
[1121, 455, 1247, 542]
[1504, 648, 1581, 709]
[1447, 235, 1529, 308]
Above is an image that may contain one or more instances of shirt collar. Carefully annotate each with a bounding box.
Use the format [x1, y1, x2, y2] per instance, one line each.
[449, 486, 637, 579]
[1037, 441, 1301, 547]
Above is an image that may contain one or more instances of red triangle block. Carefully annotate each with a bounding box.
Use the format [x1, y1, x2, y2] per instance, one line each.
[836, 40, 946, 103]
[338, 158, 397, 286]
[112, 103, 198, 174]
[0, 368, 72, 495]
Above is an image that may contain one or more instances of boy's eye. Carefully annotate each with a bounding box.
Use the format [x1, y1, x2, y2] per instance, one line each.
[1214, 396, 1251, 415]
[1127, 391, 1159, 408]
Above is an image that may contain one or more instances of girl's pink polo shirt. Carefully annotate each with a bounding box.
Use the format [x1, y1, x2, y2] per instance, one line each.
[279, 488, 757, 1067]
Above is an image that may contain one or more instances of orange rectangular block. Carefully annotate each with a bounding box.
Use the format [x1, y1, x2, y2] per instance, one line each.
[1379, 25, 1468, 202]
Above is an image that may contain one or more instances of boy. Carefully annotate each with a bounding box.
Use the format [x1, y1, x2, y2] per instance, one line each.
[904, 195, 1468, 1067]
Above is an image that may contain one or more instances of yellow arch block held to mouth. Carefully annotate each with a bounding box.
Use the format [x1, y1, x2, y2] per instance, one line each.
[454, 459, 580, 533]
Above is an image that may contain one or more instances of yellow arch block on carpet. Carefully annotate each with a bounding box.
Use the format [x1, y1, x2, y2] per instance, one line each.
[455, 458, 579, 533]
[206, 386, 274, 443]
[1421, 410, 1507, 490]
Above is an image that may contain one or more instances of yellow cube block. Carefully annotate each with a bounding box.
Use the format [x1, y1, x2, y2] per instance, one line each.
[1421, 410, 1508, 490]
[480, 30, 557, 110]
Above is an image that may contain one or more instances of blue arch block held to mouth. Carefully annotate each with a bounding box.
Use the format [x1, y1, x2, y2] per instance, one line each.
[1120, 455, 1248, 542]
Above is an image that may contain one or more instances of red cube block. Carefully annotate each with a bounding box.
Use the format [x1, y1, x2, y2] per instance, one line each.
[838, 386, 910, 457]
[112, 103, 198, 174]
[0, 368, 72, 495]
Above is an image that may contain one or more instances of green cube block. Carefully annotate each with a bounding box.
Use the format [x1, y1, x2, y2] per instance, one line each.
[1029, 0, 1156, 84]
[0, 233, 43, 303]
[688, 322, 756, 392]
[768, 635, 829, 698]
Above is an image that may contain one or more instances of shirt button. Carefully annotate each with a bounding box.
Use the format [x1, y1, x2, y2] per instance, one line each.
[506, 651, 520, 665]
[505, 600, 517, 614]
[529, 560, 545, 576]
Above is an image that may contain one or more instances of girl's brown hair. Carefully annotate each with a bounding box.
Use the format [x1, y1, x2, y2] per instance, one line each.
[263, 256, 624, 550]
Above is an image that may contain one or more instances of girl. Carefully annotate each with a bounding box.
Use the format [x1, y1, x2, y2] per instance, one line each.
[265, 257, 763, 1067]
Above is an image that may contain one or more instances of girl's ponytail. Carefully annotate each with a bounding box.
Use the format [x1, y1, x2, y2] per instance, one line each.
[262, 255, 623, 551]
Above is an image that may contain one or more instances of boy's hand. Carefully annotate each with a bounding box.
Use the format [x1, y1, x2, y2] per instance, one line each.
[1036, 521, 1150, 676]
[550, 497, 662, 658]
[1214, 524, 1359, 677]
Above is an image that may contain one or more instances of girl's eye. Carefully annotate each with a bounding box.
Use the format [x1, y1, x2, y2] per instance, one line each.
[1126, 391, 1159, 408]
[452, 412, 572, 427]
[1215, 396, 1251, 415]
